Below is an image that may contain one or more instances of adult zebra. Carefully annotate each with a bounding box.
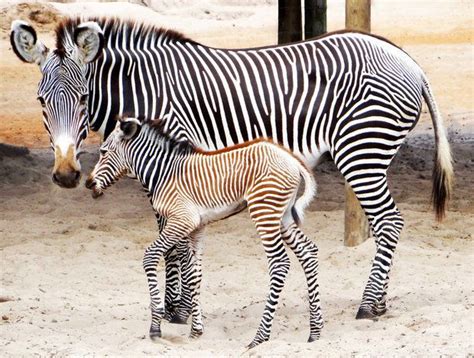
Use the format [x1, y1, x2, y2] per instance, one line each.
[11, 17, 452, 321]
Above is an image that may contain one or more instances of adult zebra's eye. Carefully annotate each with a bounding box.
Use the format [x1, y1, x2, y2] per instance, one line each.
[37, 96, 46, 108]
[80, 94, 88, 106]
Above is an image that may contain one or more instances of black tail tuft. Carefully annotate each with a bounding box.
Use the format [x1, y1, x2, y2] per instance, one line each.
[431, 156, 452, 222]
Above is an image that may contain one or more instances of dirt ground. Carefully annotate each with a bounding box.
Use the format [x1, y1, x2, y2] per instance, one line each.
[0, 1, 473, 356]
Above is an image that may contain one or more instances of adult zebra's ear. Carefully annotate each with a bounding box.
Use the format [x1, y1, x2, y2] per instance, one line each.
[10, 20, 49, 66]
[119, 117, 142, 140]
[73, 21, 104, 64]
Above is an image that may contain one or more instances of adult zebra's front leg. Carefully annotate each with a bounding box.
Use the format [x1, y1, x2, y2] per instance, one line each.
[144, 217, 196, 340]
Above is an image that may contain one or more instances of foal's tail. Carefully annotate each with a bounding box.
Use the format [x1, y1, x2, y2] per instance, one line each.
[422, 75, 454, 221]
[292, 162, 317, 226]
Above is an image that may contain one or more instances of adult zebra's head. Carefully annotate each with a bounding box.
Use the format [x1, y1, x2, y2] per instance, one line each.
[85, 117, 140, 198]
[10, 20, 104, 188]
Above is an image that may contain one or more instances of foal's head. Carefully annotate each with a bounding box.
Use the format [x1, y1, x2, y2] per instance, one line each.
[85, 117, 141, 198]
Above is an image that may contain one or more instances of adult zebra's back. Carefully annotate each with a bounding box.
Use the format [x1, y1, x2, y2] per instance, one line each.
[11, 18, 453, 319]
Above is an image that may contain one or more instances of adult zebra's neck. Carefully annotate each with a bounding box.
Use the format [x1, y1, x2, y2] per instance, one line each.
[81, 18, 198, 140]
[125, 122, 195, 195]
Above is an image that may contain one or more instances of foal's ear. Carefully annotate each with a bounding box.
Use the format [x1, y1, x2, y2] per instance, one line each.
[119, 117, 142, 140]
[73, 21, 104, 64]
[10, 20, 49, 66]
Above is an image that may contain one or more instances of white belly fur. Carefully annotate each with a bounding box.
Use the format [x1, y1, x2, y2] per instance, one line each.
[198, 200, 246, 225]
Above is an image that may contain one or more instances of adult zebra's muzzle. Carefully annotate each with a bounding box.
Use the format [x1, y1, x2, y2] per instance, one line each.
[52, 142, 81, 188]
[52, 170, 81, 189]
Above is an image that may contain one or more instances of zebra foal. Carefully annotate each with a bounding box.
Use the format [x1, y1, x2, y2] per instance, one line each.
[86, 116, 321, 348]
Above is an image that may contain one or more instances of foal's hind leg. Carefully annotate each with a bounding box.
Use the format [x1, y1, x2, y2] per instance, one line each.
[281, 222, 323, 342]
[246, 187, 295, 348]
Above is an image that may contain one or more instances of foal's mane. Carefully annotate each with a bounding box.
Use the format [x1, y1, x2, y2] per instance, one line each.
[55, 17, 197, 54]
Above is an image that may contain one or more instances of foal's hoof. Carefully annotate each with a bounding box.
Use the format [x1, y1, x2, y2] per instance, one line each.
[149, 327, 162, 341]
[307, 333, 320, 342]
[374, 306, 387, 316]
[246, 337, 268, 350]
[189, 328, 203, 339]
[355, 307, 379, 320]
[169, 313, 189, 325]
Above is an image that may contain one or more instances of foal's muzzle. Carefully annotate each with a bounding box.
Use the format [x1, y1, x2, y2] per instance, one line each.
[85, 176, 104, 199]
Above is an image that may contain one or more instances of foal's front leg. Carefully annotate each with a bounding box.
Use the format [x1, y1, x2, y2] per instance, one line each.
[186, 228, 205, 338]
[144, 219, 196, 340]
[156, 215, 182, 321]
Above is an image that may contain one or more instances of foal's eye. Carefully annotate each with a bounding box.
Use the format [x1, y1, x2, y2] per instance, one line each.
[100, 149, 108, 155]
[37, 96, 46, 108]
[80, 94, 88, 105]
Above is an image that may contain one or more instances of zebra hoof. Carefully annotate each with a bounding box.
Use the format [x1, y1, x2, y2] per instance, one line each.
[374, 307, 387, 316]
[169, 313, 189, 325]
[149, 327, 162, 341]
[163, 306, 177, 322]
[355, 307, 378, 320]
[307, 334, 320, 342]
[189, 328, 203, 339]
[246, 337, 268, 350]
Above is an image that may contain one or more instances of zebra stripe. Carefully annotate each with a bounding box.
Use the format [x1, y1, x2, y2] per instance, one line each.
[87, 117, 321, 347]
[11, 17, 453, 323]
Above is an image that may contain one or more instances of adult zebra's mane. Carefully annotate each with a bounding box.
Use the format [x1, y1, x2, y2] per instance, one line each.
[141, 117, 197, 155]
[54, 16, 401, 55]
[55, 17, 198, 54]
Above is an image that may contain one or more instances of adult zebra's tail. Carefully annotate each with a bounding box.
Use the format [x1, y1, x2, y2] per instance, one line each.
[292, 163, 317, 226]
[422, 75, 454, 221]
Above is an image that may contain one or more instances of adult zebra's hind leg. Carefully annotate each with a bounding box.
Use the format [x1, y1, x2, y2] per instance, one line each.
[345, 174, 404, 320]
[333, 113, 411, 319]
[281, 223, 323, 342]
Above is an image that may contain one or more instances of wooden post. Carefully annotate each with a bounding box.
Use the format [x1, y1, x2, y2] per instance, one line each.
[278, 0, 302, 44]
[304, 0, 327, 39]
[346, 0, 371, 32]
[344, 0, 371, 246]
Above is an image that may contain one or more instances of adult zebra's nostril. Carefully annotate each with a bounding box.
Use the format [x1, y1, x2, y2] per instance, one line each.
[52, 173, 59, 184]
[74, 171, 81, 181]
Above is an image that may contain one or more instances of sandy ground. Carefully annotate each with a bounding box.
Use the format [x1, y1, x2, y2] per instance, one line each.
[0, 1, 473, 356]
